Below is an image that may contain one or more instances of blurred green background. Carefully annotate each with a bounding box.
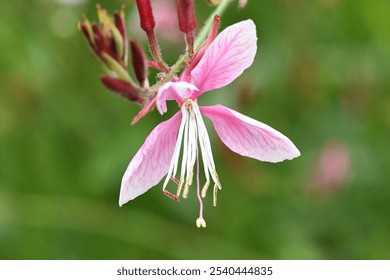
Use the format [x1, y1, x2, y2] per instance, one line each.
[1, 0, 389, 259]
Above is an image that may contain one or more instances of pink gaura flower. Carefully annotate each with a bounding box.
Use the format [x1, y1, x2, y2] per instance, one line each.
[313, 141, 351, 193]
[119, 20, 300, 227]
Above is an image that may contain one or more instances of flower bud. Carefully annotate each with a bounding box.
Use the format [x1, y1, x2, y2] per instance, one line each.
[135, 0, 155, 32]
[130, 40, 148, 86]
[114, 9, 126, 39]
[176, 0, 196, 33]
[101, 76, 139, 102]
[78, 5, 128, 69]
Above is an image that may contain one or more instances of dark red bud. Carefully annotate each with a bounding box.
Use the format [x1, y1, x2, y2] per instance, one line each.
[130, 40, 147, 86]
[91, 23, 100, 36]
[135, 0, 155, 32]
[91, 24, 105, 51]
[80, 23, 95, 50]
[91, 24, 116, 59]
[176, 0, 196, 33]
[101, 76, 138, 101]
[114, 12, 126, 40]
[108, 37, 118, 61]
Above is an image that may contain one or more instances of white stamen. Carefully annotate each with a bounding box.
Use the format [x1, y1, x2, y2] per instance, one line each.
[173, 108, 188, 177]
[180, 108, 190, 187]
[185, 113, 193, 189]
[163, 99, 222, 213]
[163, 108, 187, 192]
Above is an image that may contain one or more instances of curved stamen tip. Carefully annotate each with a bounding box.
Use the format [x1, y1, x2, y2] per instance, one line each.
[196, 218, 207, 228]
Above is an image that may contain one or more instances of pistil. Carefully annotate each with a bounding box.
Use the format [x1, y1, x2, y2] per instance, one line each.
[195, 147, 206, 227]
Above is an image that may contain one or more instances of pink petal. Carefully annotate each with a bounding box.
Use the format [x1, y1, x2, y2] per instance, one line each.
[156, 81, 198, 114]
[119, 111, 182, 206]
[190, 20, 257, 99]
[131, 97, 156, 125]
[200, 105, 300, 163]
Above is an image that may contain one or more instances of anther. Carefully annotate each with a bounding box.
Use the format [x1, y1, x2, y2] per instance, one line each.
[176, 175, 185, 196]
[201, 181, 210, 198]
[170, 176, 180, 185]
[213, 184, 218, 207]
[182, 182, 190, 198]
[163, 190, 180, 202]
[215, 173, 222, 190]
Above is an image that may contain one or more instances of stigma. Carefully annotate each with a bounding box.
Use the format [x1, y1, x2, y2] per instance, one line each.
[162, 99, 222, 227]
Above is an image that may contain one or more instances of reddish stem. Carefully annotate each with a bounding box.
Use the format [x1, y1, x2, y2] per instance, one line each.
[146, 31, 170, 73]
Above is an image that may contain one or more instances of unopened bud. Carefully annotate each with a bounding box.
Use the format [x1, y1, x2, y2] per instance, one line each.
[101, 76, 138, 101]
[79, 22, 95, 51]
[136, 0, 155, 32]
[90, 23, 113, 59]
[79, 5, 128, 68]
[176, 0, 196, 56]
[130, 40, 148, 86]
[176, 0, 196, 33]
[114, 8, 128, 62]
[114, 7, 126, 39]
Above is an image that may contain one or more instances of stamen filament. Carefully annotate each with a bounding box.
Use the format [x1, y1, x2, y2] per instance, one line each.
[173, 109, 188, 176]
[163, 108, 187, 191]
[185, 113, 193, 191]
[180, 108, 190, 193]
[163, 99, 222, 216]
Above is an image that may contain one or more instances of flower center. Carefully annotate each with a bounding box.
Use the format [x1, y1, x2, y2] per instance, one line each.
[162, 99, 222, 228]
[183, 99, 193, 111]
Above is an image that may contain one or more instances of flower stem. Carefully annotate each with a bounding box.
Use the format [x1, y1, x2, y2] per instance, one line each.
[194, 0, 233, 50]
[146, 30, 170, 73]
[150, 0, 233, 92]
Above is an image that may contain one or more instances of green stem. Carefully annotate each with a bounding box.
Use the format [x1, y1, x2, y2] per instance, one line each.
[194, 0, 233, 50]
[150, 0, 233, 93]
